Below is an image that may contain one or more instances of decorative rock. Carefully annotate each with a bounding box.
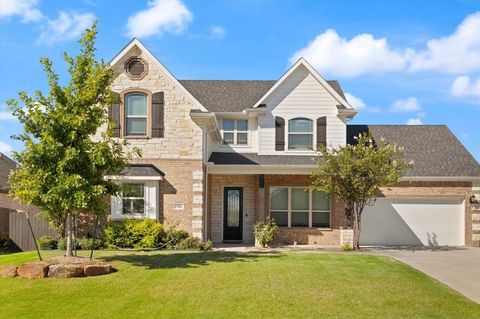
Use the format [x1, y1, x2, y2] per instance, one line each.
[0, 265, 18, 277]
[17, 262, 49, 279]
[48, 264, 84, 278]
[83, 264, 112, 277]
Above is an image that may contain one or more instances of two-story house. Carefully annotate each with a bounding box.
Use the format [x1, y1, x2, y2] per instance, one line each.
[105, 39, 480, 247]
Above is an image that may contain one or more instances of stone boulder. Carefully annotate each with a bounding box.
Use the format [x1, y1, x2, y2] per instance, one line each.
[0, 265, 18, 277]
[84, 264, 113, 277]
[17, 262, 49, 279]
[48, 264, 84, 278]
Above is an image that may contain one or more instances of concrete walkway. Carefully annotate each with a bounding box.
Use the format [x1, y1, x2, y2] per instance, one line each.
[373, 247, 480, 303]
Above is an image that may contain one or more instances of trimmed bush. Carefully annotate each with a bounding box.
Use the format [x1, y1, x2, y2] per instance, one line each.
[0, 232, 9, 251]
[104, 219, 165, 249]
[37, 236, 58, 250]
[78, 237, 103, 250]
[57, 237, 80, 250]
[254, 217, 278, 248]
[164, 226, 189, 249]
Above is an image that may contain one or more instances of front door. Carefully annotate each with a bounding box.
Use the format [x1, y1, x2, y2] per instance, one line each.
[223, 187, 243, 241]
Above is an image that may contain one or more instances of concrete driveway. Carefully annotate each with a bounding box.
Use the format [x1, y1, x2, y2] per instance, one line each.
[374, 247, 480, 303]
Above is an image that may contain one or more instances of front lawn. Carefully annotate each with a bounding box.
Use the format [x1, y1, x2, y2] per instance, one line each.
[0, 250, 478, 318]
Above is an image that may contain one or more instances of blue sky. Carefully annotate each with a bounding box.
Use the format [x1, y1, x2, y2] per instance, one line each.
[0, 0, 479, 161]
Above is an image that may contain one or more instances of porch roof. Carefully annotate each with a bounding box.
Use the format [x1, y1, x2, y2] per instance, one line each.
[208, 152, 318, 166]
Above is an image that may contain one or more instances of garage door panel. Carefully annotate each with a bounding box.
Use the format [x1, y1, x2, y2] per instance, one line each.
[361, 198, 463, 246]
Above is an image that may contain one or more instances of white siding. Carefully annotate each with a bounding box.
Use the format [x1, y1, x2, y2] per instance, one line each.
[208, 116, 259, 154]
[258, 65, 347, 155]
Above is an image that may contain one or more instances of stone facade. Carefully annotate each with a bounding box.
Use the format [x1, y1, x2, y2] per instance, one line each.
[379, 181, 478, 246]
[110, 46, 203, 159]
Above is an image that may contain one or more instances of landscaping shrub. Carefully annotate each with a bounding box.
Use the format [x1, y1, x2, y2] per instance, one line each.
[104, 219, 165, 249]
[37, 236, 58, 250]
[164, 226, 189, 249]
[200, 240, 213, 251]
[78, 237, 103, 250]
[341, 242, 353, 251]
[57, 237, 80, 250]
[0, 232, 9, 251]
[254, 217, 278, 248]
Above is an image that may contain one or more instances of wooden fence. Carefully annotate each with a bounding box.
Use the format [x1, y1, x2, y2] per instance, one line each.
[8, 211, 58, 251]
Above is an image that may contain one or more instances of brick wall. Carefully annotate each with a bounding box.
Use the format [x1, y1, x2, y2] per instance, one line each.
[132, 158, 204, 238]
[208, 175, 256, 243]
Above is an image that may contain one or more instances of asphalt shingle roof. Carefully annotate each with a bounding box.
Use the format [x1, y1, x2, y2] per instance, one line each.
[179, 80, 346, 112]
[208, 152, 318, 166]
[347, 125, 480, 177]
[208, 125, 480, 178]
[117, 164, 165, 177]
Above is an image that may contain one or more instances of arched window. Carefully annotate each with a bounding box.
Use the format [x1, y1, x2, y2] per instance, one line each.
[125, 92, 147, 136]
[288, 118, 313, 150]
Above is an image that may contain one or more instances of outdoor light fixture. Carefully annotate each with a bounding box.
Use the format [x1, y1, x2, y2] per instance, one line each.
[470, 194, 479, 204]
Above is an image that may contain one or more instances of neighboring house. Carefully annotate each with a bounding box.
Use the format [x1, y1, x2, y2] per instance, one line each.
[104, 39, 480, 247]
[0, 152, 55, 251]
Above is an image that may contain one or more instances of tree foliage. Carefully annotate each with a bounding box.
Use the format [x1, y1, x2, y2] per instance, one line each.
[6, 22, 138, 256]
[311, 133, 413, 249]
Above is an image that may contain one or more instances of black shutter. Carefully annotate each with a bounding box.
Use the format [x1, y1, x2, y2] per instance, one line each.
[152, 92, 165, 138]
[317, 116, 327, 147]
[275, 116, 285, 151]
[108, 92, 121, 137]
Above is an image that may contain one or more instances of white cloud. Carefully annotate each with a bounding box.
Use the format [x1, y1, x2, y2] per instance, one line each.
[0, 141, 13, 154]
[210, 25, 225, 39]
[36, 11, 95, 45]
[0, 111, 15, 121]
[450, 75, 480, 97]
[289, 11, 480, 78]
[409, 12, 480, 73]
[126, 0, 193, 38]
[406, 118, 423, 125]
[344, 92, 366, 110]
[390, 97, 421, 112]
[290, 29, 410, 78]
[0, 0, 44, 22]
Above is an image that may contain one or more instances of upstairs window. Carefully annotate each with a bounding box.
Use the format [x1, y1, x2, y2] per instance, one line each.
[288, 118, 313, 150]
[125, 93, 147, 136]
[222, 119, 248, 145]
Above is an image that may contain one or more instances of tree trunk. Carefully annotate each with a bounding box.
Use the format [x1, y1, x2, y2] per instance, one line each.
[352, 205, 364, 250]
[66, 211, 73, 257]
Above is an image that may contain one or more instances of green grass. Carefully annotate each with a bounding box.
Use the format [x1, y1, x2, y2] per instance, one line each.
[0, 250, 479, 319]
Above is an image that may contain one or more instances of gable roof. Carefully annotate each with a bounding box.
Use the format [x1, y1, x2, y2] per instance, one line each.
[179, 79, 347, 113]
[347, 125, 480, 178]
[252, 58, 354, 112]
[109, 38, 208, 112]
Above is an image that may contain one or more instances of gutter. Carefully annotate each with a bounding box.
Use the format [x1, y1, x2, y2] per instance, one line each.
[399, 176, 480, 182]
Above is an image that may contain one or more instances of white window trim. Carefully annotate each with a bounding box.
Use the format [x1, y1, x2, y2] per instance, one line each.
[269, 186, 331, 228]
[125, 92, 148, 136]
[111, 180, 158, 220]
[220, 118, 250, 147]
[287, 118, 315, 151]
[122, 183, 145, 216]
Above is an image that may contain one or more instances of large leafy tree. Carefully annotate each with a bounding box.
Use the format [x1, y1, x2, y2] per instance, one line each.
[7, 23, 136, 257]
[311, 133, 413, 250]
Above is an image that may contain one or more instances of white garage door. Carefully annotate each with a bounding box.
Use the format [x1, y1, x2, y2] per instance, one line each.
[360, 198, 464, 246]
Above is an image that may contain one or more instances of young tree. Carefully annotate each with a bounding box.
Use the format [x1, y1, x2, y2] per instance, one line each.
[7, 23, 137, 257]
[311, 133, 413, 250]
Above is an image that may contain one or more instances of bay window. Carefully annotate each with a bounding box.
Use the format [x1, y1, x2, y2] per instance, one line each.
[222, 119, 248, 145]
[288, 118, 313, 150]
[269, 187, 330, 228]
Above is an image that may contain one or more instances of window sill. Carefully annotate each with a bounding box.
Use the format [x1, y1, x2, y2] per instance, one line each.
[278, 226, 332, 231]
[220, 144, 251, 148]
[123, 135, 150, 139]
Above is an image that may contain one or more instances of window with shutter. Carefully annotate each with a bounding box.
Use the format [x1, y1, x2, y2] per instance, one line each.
[275, 116, 285, 151]
[151, 92, 164, 138]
